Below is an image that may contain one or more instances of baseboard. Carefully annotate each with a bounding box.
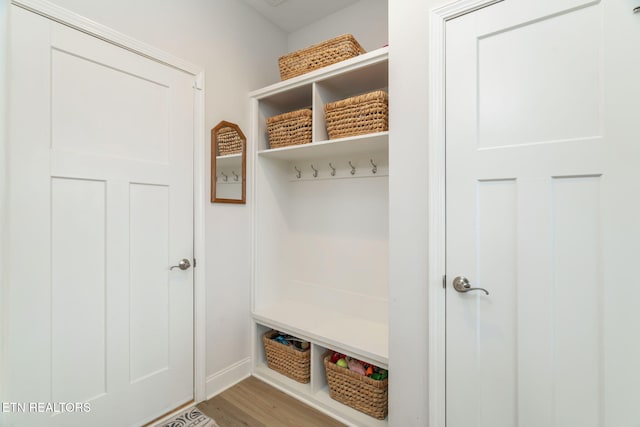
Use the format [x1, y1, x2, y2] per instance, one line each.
[205, 357, 252, 400]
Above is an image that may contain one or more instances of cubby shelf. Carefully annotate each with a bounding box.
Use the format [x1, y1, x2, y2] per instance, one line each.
[250, 46, 389, 426]
[253, 304, 388, 368]
[253, 324, 389, 427]
[257, 132, 388, 162]
[249, 46, 388, 101]
[216, 152, 241, 160]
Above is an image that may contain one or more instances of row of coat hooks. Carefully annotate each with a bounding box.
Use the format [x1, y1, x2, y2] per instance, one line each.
[216, 171, 240, 182]
[293, 159, 378, 179]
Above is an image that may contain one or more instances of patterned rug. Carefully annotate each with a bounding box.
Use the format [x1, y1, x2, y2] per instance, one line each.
[155, 407, 219, 427]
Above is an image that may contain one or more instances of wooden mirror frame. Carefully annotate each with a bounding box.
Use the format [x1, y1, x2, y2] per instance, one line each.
[211, 120, 246, 204]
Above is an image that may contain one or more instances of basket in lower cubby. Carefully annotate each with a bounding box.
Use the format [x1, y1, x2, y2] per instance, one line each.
[262, 330, 310, 383]
[324, 354, 389, 420]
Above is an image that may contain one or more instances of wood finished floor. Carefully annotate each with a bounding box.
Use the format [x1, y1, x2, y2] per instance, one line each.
[197, 376, 346, 427]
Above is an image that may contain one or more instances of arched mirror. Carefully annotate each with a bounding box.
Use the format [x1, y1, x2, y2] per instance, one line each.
[211, 121, 246, 204]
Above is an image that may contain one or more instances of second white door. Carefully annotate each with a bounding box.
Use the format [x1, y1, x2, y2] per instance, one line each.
[7, 6, 195, 427]
[446, 1, 640, 426]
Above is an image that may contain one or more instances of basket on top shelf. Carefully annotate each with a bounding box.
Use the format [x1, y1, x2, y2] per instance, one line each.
[324, 90, 389, 140]
[324, 354, 388, 420]
[279, 34, 366, 81]
[263, 330, 310, 384]
[217, 126, 243, 156]
[266, 109, 312, 149]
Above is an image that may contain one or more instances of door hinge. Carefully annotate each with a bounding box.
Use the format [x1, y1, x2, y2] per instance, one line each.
[193, 75, 203, 91]
[442, 274, 447, 289]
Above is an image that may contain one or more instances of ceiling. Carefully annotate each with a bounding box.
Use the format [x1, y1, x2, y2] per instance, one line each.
[242, 0, 360, 33]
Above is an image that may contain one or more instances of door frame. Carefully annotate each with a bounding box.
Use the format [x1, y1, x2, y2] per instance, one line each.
[0, 0, 8, 411]
[3, 0, 208, 404]
[427, 1, 503, 426]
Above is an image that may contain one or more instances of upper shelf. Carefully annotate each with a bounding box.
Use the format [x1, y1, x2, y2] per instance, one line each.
[257, 132, 388, 162]
[250, 46, 389, 101]
[216, 153, 242, 168]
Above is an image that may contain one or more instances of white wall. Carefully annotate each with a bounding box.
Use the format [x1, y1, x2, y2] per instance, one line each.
[388, 0, 445, 426]
[287, 0, 388, 53]
[38, 0, 288, 395]
[4, 1, 446, 422]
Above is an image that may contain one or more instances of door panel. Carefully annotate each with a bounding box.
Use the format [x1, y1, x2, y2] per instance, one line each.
[130, 183, 171, 383]
[446, 1, 640, 426]
[51, 48, 170, 163]
[7, 6, 194, 426]
[52, 178, 108, 403]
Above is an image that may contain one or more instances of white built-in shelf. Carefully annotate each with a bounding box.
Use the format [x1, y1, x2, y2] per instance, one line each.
[253, 303, 388, 368]
[216, 153, 241, 160]
[257, 132, 388, 162]
[250, 43, 390, 427]
[216, 153, 242, 168]
[250, 47, 388, 101]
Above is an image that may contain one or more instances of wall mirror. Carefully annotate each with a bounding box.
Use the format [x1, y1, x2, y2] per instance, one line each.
[211, 120, 246, 204]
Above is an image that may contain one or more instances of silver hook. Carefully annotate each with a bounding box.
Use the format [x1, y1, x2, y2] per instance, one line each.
[221, 172, 228, 182]
[329, 162, 336, 177]
[310, 164, 318, 178]
[370, 159, 378, 174]
[232, 171, 239, 181]
[348, 161, 356, 175]
[634, 6, 640, 13]
[294, 166, 301, 179]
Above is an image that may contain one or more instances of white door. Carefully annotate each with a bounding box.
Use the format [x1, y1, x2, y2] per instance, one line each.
[6, 6, 194, 427]
[446, 1, 640, 426]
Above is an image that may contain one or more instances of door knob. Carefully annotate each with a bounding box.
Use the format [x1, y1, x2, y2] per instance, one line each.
[452, 276, 489, 295]
[170, 258, 191, 271]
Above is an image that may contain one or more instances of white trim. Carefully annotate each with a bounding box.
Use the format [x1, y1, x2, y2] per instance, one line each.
[10, 0, 201, 76]
[428, 1, 503, 426]
[205, 358, 252, 399]
[0, 0, 9, 411]
[8, 0, 208, 408]
[193, 70, 207, 403]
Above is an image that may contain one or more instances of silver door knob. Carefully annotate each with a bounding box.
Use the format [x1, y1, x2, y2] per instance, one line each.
[170, 258, 191, 271]
[452, 276, 489, 295]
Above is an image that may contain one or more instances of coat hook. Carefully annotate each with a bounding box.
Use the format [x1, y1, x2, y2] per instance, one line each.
[310, 164, 318, 178]
[370, 159, 378, 174]
[348, 161, 356, 175]
[635, 6, 640, 13]
[221, 172, 228, 182]
[294, 166, 301, 179]
[329, 162, 336, 177]
[232, 171, 239, 181]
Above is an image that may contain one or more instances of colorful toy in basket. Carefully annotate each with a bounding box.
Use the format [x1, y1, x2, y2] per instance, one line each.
[325, 350, 389, 419]
[328, 350, 388, 380]
[263, 330, 310, 383]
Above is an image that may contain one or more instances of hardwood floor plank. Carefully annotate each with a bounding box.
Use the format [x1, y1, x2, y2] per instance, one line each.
[199, 395, 265, 427]
[198, 376, 346, 427]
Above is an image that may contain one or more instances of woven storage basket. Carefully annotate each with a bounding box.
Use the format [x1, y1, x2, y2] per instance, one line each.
[279, 34, 366, 81]
[217, 126, 243, 156]
[324, 355, 388, 419]
[324, 90, 389, 140]
[263, 331, 310, 384]
[266, 109, 312, 149]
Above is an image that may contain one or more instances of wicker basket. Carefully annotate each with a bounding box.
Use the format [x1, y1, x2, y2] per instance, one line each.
[217, 126, 243, 156]
[266, 109, 312, 149]
[279, 34, 366, 81]
[324, 355, 388, 419]
[263, 331, 310, 383]
[324, 90, 389, 140]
